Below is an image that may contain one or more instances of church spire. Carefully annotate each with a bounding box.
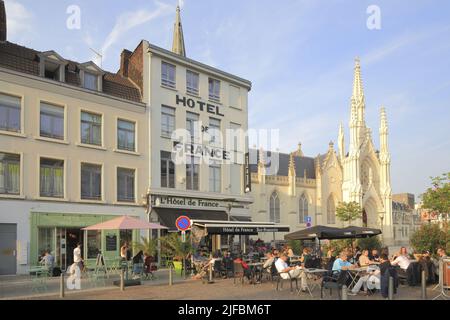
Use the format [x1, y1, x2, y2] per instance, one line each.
[380, 106, 389, 154]
[0, 0, 6, 42]
[338, 122, 345, 160]
[352, 57, 364, 101]
[288, 153, 296, 176]
[172, 4, 186, 57]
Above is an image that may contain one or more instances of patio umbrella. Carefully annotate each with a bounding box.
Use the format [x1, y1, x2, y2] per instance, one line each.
[284, 225, 345, 241]
[340, 226, 382, 239]
[82, 215, 168, 230]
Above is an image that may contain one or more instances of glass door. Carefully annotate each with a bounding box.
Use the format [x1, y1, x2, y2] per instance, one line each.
[56, 228, 67, 271]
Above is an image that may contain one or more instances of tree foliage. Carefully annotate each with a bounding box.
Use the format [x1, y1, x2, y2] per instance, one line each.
[160, 232, 193, 261]
[410, 223, 449, 255]
[421, 172, 450, 214]
[336, 201, 363, 225]
[132, 236, 158, 257]
[356, 236, 382, 251]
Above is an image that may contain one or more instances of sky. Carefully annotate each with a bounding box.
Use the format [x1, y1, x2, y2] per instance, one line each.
[3, 0, 450, 198]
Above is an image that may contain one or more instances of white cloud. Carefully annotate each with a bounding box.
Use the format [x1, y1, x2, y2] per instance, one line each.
[93, 1, 173, 65]
[4, 0, 34, 43]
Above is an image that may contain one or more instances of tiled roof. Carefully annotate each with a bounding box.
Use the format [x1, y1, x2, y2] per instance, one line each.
[249, 149, 316, 179]
[0, 41, 142, 103]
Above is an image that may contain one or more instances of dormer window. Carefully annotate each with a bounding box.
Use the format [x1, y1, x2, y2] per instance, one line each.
[79, 62, 104, 92]
[84, 72, 98, 91]
[38, 51, 68, 83]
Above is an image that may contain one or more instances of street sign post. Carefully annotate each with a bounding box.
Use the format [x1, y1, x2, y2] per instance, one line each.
[175, 215, 191, 231]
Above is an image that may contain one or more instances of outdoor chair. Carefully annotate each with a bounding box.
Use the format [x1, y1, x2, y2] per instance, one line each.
[275, 271, 298, 293]
[213, 260, 227, 279]
[320, 270, 349, 299]
[181, 259, 197, 278]
[224, 257, 234, 278]
[143, 256, 157, 280]
[131, 262, 144, 280]
[233, 262, 246, 285]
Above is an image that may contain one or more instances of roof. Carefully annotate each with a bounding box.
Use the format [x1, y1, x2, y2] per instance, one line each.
[0, 41, 142, 103]
[249, 149, 316, 179]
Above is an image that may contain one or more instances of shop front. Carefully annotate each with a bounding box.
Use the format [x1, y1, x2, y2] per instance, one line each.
[30, 212, 138, 271]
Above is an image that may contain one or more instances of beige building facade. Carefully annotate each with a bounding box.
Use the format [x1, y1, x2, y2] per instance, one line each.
[0, 5, 149, 273]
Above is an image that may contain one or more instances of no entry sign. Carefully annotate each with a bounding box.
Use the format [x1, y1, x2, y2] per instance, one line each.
[175, 215, 191, 231]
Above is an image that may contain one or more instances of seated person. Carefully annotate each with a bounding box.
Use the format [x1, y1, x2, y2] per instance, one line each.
[132, 250, 144, 278]
[40, 251, 55, 272]
[358, 249, 373, 267]
[348, 261, 383, 296]
[369, 249, 380, 262]
[275, 253, 308, 292]
[300, 247, 311, 268]
[332, 251, 356, 273]
[233, 255, 255, 283]
[391, 247, 411, 277]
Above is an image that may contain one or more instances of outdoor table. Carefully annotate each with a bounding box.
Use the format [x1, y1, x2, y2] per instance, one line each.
[247, 262, 264, 284]
[28, 266, 48, 274]
[300, 268, 328, 297]
[347, 266, 369, 290]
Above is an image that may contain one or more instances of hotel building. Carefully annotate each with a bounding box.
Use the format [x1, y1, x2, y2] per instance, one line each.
[0, 0, 148, 274]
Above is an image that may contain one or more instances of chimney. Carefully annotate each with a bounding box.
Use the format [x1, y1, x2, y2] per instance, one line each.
[0, 0, 6, 42]
[119, 49, 132, 77]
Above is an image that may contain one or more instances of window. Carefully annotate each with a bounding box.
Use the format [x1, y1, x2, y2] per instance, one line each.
[117, 119, 136, 152]
[186, 156, 199, 190]
[208, 78, 220, 102]
[186, 70, 199, 95]
[84, 72, 98, 91]
[209, 162, 221, 193]
[186, 112, 199, 142]
[161, 106, 175, 138]
[40, 102, 64, 140]
[327, 195, 336, 224]
[0, 93, 21, 132]
[0, 152, 20, 195]
[161, 151, 175, 188]
[161, 62, 176, 88]
[299, 194, 308, 224]
[44, 62, 61, 81]
[81, 111, 102, 145]
[269, 192, 280, 223]
[40, 158, 64, 198]
[81, 163, 102, 200]
[209, 118, 221, 147]
[87, 230, 101, 259]
[117, 168, 135, 202]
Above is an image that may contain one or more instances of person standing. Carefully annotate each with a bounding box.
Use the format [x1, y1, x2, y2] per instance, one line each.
[120, 242, 128, 261]
[73, 243, 83, 271]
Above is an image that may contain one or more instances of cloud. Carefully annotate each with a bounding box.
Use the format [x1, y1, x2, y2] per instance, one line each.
[92, 1, 173, 65]
[4, 0, 34, 43]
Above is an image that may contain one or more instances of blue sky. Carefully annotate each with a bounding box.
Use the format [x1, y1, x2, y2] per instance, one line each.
[4, 0, 450, 198]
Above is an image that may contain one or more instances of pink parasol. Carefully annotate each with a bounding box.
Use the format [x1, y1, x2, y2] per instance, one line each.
[81, 215, 168, 231]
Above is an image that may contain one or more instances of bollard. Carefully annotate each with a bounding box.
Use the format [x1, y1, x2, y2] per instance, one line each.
[341, 285, 348, 300]
[60, 273, 65, 298]
[120, 269, 124, 291]
[209, 263, 213, 282]
[169, 264, 173, 286]
[388, 276, 394, 300]
[421, 270, 427, 300]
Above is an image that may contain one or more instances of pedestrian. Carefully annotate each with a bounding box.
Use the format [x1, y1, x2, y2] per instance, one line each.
[73, 243, 84, 271]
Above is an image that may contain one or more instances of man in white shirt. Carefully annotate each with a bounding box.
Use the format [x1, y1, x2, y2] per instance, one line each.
[391, 254, 411, 271]
[73, 243, 83, 269]
[275, 253, 308, 291]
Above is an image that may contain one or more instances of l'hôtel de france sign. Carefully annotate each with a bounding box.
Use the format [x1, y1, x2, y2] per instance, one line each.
[175, 94, 224, 117]
[152, 195, 225, 210]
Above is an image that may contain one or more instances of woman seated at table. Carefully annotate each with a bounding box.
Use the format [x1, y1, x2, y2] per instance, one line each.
[348, 256, 384, 296]
[359, 249, 375, 267]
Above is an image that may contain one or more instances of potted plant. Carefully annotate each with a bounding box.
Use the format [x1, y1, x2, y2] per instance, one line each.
[132, 236, 158, 257]
[160, 233, 193, 275]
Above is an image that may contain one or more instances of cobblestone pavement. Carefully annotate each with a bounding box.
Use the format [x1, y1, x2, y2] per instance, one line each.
[11, 276, 441, 300]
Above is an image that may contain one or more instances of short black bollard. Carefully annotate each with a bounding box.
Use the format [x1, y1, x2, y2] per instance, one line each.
[60, 273, 65, 298]
[421, 270, 427, 300]
[388, 276, 394, 300]
[120, 269, 124, 291]
[341, 285, 348, 300]
[169, 264, 173, 286]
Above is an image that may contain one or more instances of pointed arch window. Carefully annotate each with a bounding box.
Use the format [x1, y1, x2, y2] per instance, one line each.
[269, 192, 280, 223]
[299, 194, 308, 224]
[327, 195, 336, 224]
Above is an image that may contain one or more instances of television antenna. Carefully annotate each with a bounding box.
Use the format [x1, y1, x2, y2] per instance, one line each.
[89, 47, 103, 68]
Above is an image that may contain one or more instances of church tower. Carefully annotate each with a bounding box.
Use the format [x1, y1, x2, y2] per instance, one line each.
[172, 5, 186, 57]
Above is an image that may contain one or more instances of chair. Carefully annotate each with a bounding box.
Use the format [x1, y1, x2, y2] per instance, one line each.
[275, 270, 298, 293]
[181, 259, 197, 278]
[233, 262, 245, 285]
[131, 262, 144, 280]
[213, 260, 227, 279]
[31, 270, 49, 293]
[320, 270, 349, 299]
[143, 256, 157, 280]
[224, 257, 234, 278]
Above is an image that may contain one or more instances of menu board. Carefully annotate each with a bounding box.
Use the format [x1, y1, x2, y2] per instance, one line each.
[106, 235, 117, 251]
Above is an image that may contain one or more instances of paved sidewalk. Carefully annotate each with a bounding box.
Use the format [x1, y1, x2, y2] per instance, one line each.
[0, 268, 186, 300]
[6, 277, 442, 300]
